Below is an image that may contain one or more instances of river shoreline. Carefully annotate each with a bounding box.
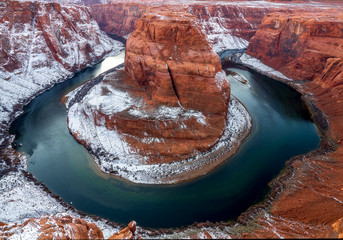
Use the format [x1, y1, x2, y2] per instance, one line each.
[64, 68, 252, 184]
[0, 52, 328, 237]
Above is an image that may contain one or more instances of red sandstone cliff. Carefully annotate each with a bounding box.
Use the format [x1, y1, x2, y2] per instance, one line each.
[88, 1, 271, 51]
[87, 0, 336, 53]
[0, 215, 140, 240]
[241, 9, 343, 238]
[246, 11, 343, 81]
[0, 0, 122, 151]
[67, 12, 231, 166]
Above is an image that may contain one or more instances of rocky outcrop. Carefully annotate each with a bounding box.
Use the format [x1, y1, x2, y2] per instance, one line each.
[88, 0, 337, 53]
[237, 9, 343, 238]
[88, 1, 271, 51]
[119, 12, 230, 163]
[109, 221, 141, 239]
[0, 215, 141, 240]
[65, 11, 252, 184]
[0, 0, 123, 157]
[0, 215, 104, 239]
[246, 11, 343, 81]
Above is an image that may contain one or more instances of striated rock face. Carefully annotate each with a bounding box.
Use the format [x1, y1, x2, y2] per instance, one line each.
[0, 215, 104, 239]
[88, 1, 338, 53]
[88, 1, 271, 51]
[239, 8, 343, 239]
[64, 11, 250, 184]
[69, 12, 230, 165]
[125, 12, 229, 114]
[119, 12, 230, 163]
[0, 215, 141, 240]
[246, 11, 343, 81]
[0, 0, 123, 150]
[109, 221, 141, 239]
[90, 2, 147, 38]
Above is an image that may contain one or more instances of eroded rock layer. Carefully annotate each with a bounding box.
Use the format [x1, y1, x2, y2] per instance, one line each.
[246, 11, 343, 81]
[87, 0, 337, 52]
[0, 0, 123, 153]
[0, 215, 141, 240]
[239, 9, 343, 238]
[68, 12, 231, 165]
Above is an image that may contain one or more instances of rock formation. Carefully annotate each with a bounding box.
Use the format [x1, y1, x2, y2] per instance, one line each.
[88, 1, 269, 51]
[68, 11, 231, 164]
[246, 11, 343, 81]
[0, 215, 141, 240]
[0, 0, 123, 151]
[109, 221, 141, 239]
[87, 0, 337, 53]
[65, 11, 252, 184]
[120, 11, 230, 163]
[237, 9, 343, 238]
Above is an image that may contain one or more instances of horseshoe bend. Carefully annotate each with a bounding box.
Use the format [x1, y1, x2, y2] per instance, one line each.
[0, 0, 343, 239]
[64, 11, 252, 184]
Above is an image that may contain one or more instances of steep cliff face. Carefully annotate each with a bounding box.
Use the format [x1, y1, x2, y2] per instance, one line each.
[246, 11, 343, 81]
[0, 0, 122, 139]
[90, 2, 147, 38]
[0, 215, 140, 240]
[0, 0, 123, 151]
[121, 12, 230, 163]
[88, 1, 271, 51]
[88, 1, 337, 53]
[125, 12, 229, 114]
[240, 9, 343, 238]
[68, 12, 231, 164]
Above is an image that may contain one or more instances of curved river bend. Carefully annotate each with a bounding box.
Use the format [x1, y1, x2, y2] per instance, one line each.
[10, 52, 320, 228]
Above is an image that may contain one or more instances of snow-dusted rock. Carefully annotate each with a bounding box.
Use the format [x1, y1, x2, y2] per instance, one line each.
[0, 0, 123, 136]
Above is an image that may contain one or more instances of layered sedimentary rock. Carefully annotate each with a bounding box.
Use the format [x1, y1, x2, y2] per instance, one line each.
[69, 11, 230, 163]
[246, 11, 343, 81]
[66, 12, 252, 184]
[236, 9, 343, 238]
[0, 215, 141, 240]
[0, 0, 123, 150]
[87, 0, 337, 53]
[120, 12, 230, 163]
[88, 1, 271, 51]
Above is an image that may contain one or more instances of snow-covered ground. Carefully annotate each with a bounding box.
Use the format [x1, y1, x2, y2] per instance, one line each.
[228, 53, 291, 81]
[0, 0, 124, 140]
[66, 70, 252, 184]
[0, 0, 124, 236]
[0, 171, 120, 239]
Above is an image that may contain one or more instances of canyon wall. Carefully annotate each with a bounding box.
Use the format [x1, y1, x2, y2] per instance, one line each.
[246, 11, 343, 81]
[0, 0, 123, 153]
[87, 0, 338, 53]
[242, 9, 343, 238]
[88, 1, 273, 51]
[66, 11, 240, 180]
[0, 215, 140, 240]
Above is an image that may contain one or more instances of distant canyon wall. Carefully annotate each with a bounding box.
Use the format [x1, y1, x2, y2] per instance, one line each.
[88, 2, 272, 51]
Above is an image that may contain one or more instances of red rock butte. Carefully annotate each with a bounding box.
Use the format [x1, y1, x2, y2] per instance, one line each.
[91, 11, 231, 164]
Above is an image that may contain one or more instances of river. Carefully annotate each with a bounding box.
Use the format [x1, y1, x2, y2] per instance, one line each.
[10, 52, 320, 228]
